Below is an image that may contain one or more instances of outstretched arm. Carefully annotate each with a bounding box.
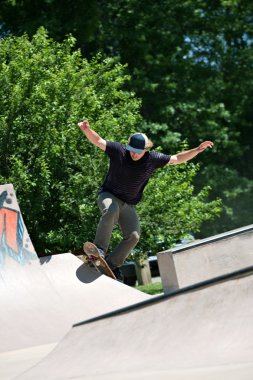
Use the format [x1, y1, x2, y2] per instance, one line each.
[168, 141, 214, 165]
[77, 120, 106, 151]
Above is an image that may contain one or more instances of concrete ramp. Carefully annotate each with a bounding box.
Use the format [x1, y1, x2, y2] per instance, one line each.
[39, 252, 151, 322]
[158, 225, 253, 293]
[15, 266, 253, 380]
[2, 182, 253, 380]
[0, 184, 67, 352]
[0, 184, 150, 380]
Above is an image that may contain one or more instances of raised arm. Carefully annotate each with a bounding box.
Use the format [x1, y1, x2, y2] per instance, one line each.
[169, 141, 214, 165]
[77, 120, 106, 151]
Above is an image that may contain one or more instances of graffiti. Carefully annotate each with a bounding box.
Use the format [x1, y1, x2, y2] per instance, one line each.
[0, 189, 37, 267]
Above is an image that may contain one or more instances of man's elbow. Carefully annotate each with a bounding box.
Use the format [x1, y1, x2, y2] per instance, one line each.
[169, 155, 179, 165]
[96, 138, 107, 151]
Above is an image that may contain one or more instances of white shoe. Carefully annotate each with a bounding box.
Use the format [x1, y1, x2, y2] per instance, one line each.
[97, 248, 105, 258]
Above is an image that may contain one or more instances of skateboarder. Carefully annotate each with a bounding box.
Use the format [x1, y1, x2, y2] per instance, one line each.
[78, 120, 213, 281]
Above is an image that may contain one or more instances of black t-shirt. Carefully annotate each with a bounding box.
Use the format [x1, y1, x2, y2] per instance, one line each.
[100, 141, 171, 205]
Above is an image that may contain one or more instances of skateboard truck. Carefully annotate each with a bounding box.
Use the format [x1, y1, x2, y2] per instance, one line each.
[83, 242, 116, 280]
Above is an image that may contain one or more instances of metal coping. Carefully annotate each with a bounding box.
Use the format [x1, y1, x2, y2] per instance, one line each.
[166, 224, 253, 255]
[73, 264, 253, 328]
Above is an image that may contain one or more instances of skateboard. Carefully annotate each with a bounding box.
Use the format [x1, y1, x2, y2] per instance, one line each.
[83, 242, 116, 280]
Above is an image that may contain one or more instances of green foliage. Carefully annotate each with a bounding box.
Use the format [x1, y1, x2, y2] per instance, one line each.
[136, 282, 163, 295]
[0, 0, 100, 51]
[1, 0, 253, 235]
[0, 28, 221, 256]
[128, 162, 221, 264]
[96, 0, 253, 235]
[198, 165, 253, 236]
[0, 28, 141, 252]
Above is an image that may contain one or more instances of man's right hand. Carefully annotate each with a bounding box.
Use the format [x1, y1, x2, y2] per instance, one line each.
[77, 120, 106, 151]
[77, 120, 90, 131]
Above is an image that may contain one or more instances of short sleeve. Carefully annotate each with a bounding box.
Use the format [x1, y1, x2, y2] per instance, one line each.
[105, 141, 124, 158]
[150, 151, 171, 168]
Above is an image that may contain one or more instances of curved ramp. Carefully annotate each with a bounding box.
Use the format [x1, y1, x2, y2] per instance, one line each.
[0, 184, 150, 379]
[39, 252, 151, 323]
[15, 267, 253, 380]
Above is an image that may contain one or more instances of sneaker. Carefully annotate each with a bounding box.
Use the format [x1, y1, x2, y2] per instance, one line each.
[97, 247, 105, 258]
[112, 267, 124, 283]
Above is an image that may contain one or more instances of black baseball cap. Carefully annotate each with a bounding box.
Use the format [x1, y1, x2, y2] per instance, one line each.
[126, 133, 149, 153]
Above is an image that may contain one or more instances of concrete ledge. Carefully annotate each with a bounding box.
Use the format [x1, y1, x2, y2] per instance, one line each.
[158, 224, 253, 294]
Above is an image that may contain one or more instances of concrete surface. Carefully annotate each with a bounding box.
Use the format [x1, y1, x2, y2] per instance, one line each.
[15, 267, 253, 380]
[0, 184, 150, 380]
[2, 183, 253, 380]
[158, 224, 253, 293]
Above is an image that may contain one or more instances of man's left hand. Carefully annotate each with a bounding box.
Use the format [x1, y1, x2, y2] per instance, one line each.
[197, 141, 214, 152]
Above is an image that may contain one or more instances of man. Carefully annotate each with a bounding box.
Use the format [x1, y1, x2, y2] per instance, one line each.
[78, 120, 213, 281]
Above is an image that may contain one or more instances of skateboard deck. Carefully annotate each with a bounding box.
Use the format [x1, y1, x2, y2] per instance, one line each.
[83, 242, 116, 280]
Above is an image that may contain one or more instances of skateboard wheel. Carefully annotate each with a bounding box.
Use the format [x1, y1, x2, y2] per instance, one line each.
[82, 256, 89, 263]
[95, 259, 101, 266]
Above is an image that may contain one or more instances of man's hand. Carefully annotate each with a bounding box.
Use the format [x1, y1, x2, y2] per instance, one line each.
[77, 120, 106, 151]
[77, 120, 90, 131]
[197, 141, 214, 153]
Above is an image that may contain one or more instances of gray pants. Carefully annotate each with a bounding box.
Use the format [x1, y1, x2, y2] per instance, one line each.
[94, 192, 140, 269]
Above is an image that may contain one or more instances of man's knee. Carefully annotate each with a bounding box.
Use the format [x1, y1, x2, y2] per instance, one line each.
[128, 231, 140, 245]
[101, 203, 119, 221]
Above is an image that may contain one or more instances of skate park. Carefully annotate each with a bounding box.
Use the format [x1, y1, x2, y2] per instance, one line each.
[1, 183, 253, 380]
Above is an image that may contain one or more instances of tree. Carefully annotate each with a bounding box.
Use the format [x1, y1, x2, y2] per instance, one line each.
[109, 152, 221, 265]
[1, 0, 252, 236]
[0, 27, 141, 252]
[131, 162, 222, 263]
[94, 0, 253, 235]
[0, 0, 100, 54]
[0, 28, 220, 254]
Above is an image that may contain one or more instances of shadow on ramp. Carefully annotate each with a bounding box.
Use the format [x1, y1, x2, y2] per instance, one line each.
[15, 265, 253, 380]
[76, 262, 101, 283]
[40, 255, 101, 284]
